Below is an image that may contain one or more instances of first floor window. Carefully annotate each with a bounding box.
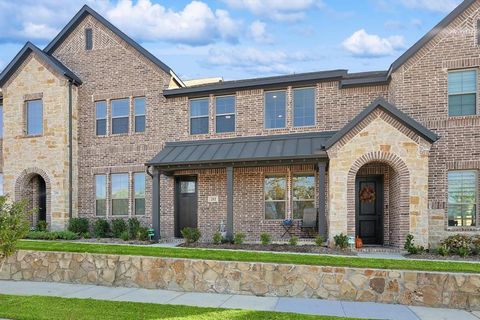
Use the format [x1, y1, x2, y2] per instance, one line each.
[134, 172, 145, 215]
[111, 99, 129, 134]
[95, 101, 107, 136]
[264, 175, 286, 220]
[293, 173, 315, 219]
[134, 97, 146, 133]
[0, 173, 3, 196]
[190, 98, 209, 134]
[26, 99, 43, 136]
[111, 173, 129, 216]
[95, 175, 106, 216]
[448, 170, 477, 227]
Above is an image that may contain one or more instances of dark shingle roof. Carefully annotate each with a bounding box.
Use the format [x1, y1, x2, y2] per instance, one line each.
[0, 42, 82, 87]
[324, 97, 439, 149]
[44, 5, 173, 75]
[148, 131, 334, 168]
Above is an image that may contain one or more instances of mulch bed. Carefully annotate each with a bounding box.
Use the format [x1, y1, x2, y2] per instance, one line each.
[179, 243, 357, 255]
[406, 253, 480, 262]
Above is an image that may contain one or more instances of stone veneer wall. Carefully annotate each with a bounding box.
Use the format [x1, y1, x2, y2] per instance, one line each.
[0, 250, 479, 310]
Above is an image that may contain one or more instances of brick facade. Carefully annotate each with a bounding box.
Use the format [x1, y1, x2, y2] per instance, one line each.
[1, 2, 480, 246]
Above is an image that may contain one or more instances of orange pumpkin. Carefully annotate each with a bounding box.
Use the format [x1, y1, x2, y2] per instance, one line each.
[355, 236, 363, 249]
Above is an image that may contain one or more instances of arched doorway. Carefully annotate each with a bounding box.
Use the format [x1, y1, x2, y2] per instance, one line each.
[15, 168, 51, 229]
[347, 153, 410, 247]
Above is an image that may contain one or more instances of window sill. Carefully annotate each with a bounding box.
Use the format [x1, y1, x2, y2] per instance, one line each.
[22, 134, 43, 139]
[446, 226, 480, 232]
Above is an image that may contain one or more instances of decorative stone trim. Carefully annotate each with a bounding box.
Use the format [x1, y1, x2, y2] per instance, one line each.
[23, 93, 43, 101]
[0, 250, 479, 311]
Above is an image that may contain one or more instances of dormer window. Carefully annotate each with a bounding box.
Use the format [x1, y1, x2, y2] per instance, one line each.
[85, 28, 93, 50]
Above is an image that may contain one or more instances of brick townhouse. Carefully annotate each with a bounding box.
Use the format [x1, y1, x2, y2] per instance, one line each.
[1, 1, 480, 247]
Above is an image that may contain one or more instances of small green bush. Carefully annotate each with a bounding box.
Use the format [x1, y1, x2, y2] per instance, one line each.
[137, 227, 150, 241]
[36, 220, 48, 232]
[260, 232, 271, 245]
[111, 219, 127, 238]
[128, 218, 141, 239]
[473, 236, 480, 255]
[181, 227, 201, 244]
[93, 219, 110, 238]
[233, 232, 246, 245]
[437, 244, 450, 256]
[120, 231, 129, 241]
[314, 235, 324, 247]
[212, 231, 222, 245]
[288, 236, 299, 246]
[68, 218, 89, 234]
[333, 233, 349, 250]
[0, 197, 34, 257]
[80, 232, 91, 239]
[441, 234, 472, 256]
[404, 234, 425, 254]
[25, 231, 79, 240]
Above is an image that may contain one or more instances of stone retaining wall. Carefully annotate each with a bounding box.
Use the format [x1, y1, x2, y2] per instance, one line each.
[0, 250, 479, 310]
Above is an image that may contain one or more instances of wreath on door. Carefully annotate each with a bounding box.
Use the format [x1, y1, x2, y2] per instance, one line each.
[359, 185, 376, 203]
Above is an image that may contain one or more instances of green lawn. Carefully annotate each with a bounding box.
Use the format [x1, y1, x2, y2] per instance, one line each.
[16, 240, 480, 273]
[0, 294, 360, 320]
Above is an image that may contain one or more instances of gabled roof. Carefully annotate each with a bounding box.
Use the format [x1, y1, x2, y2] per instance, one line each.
[44, 5, 174, 77]
[148, 131, 335, 168]
[324, 97, 439, 149]
[0, 42, 82, 87]
[389, 0, 476, 74]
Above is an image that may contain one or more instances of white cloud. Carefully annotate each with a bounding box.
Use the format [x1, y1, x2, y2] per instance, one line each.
[342, 29, 405, 58]
[249, 20, 272, 43]
[106, 0, 241, 45]
[397, 0, 461, 13]
[206, 47, 312, 74]
[20, 22, 59, 40]
[223, 0, 324, 21]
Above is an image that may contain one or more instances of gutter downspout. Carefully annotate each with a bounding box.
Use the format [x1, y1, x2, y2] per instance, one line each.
[68, 80, 73, 219]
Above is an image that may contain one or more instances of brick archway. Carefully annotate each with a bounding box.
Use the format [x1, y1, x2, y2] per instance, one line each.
[15, 168, 52, 229]
[347, 151, 410, 246]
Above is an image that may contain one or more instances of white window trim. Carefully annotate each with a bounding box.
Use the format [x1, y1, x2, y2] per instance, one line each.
[447, 68, 478, 116]
[447, 169, 478, 228]
[110, 173, 130, 217]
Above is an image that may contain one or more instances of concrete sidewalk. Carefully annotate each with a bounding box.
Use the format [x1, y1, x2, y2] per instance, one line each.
[0, 280, 478, 320]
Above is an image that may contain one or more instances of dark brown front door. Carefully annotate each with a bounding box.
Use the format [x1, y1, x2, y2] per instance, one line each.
[175, 176, 198, 237]
[355, 175, 383, 245]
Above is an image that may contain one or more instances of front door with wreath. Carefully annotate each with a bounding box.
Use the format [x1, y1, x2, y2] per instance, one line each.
[355, 175, 383, 245]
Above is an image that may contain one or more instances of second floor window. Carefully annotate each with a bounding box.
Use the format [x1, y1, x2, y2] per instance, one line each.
[111, 173, 129, 216]
[134, 172, 145, 215]
[215, 96, 235, 133]
[95, 175, 106, 216]
[134, 97, 146, 133]
[448, 170, 477, 227]
[26, 99, 43, 136]
[293, 88, 315, 127]
[190, 98, 209, 135]
[95, 101, 107, 136]
[265, 91, 286, 129]
[111, 99, 129, 134]
[448, 69, 477, 116]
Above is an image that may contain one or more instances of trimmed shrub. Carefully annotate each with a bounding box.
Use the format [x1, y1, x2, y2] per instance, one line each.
[233, 232, 246, 245]
[137, 227, 150, 241]
[260, 232, 271, 245]
[25, 231, 79, 240]
[441, 234, 472, 256]
[128, 218, 141, 240]
[314, 235, 324, 247]
[120, 231, 129, 241]
[288, 236, 299, 246]
[212, 231, 222, 245]
[111, 219, 127, 238]
[68, 218, 89, 234]
[181, 227, 201, 244]
[0, 197, 34, 257]
[404, 234, 425, 254]
[333, 233, 349, 250]
[93, 219, 110, 238]
[36, 220, 48, 232]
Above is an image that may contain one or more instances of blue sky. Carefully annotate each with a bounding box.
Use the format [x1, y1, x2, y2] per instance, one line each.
[0, 0, 463, 81]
